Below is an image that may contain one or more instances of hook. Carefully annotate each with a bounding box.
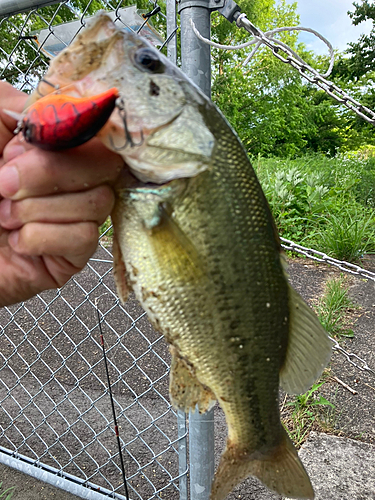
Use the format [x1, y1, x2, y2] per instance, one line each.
[109, 98, 144, 151]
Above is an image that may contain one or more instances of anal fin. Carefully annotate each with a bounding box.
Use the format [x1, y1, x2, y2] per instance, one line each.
[280, 284, 332, 395]
[169, 346, 216, 414]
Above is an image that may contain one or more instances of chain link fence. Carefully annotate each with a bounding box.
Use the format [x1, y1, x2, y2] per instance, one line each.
[0, 1, 186, 499]
[0, 1, 375, 499]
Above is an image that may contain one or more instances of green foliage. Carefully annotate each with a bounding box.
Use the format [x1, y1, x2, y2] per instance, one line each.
[347, 0, 375, 79]
[316, 276, 355, 338]
[283, 382, 335, 447]
[211, 0, 322, 157]
[255, 152, 375, 260]
[316, 208, 375, 262]
[210, 0, 374, 158]
[99, 216, 114, 239]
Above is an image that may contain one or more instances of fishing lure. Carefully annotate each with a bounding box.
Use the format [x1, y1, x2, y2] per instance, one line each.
[7, 87, 119, 150]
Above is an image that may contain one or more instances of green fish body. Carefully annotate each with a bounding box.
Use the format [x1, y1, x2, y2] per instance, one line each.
[28, 13, 332, 499]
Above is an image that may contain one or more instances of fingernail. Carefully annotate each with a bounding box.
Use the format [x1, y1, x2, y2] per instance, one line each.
[4, 144, 26, 163]
[0, 166, 20, 197]
[8, 230, 19, 248]
[0, 199, 11, 223]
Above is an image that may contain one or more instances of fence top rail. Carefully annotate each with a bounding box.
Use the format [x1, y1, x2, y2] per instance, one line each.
[0, 0, 61, 18]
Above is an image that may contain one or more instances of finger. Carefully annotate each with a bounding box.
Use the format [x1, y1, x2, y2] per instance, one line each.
[0, 185, 115, 230]
[0, 82, 27, 153]
[0, 135, 31, 170]
[8, 221, 99, 270]
[0, 226, 9, 247]
[0, 136, 124, 200]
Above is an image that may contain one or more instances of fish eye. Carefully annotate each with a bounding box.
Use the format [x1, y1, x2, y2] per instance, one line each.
[133, 48, 164, 74]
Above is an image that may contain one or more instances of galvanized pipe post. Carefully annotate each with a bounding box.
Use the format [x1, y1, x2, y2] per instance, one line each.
[179, 0, 213, 99]
[178, 1, 216, 498]
[166, 0, 178, 65]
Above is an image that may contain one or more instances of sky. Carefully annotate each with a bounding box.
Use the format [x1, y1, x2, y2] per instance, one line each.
[294, 0, 373, 55]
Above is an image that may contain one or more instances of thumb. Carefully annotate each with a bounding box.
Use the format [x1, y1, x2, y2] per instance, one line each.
[0, 81, 28, 153]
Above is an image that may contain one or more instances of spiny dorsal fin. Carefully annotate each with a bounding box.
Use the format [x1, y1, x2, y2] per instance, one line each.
[280, 284, 332, 395]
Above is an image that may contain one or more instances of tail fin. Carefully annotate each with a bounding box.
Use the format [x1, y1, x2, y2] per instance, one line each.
[210, 428, 314, 500]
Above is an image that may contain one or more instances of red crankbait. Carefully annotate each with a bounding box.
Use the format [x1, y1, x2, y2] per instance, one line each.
[17, 87, 119, 151]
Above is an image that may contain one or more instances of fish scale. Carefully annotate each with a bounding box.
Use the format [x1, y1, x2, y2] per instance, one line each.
[24, 12, 332, 500]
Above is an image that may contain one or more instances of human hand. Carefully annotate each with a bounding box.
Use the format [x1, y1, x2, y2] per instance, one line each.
[0, 81, 124, 307]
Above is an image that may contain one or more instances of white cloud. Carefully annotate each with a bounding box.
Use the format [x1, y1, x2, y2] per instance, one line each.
[295, 0, 372, 54]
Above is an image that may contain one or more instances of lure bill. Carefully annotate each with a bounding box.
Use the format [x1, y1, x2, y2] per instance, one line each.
[23, 13, 332, 500]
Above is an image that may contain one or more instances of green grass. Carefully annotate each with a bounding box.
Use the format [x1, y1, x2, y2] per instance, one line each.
[254, 151, 375, 261]
[316, 275, 355, 338]
[282, 381, 335, 447]
[315, 209, 375, 262]
[0, 482, 15, 500]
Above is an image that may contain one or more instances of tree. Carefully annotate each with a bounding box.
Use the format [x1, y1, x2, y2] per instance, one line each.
[347, 0, 375, 78]
[211, 0, 348, 157]
[328, 0, 375, 147]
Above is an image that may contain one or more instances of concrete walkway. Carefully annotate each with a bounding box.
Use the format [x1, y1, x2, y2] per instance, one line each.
[1, 432, 374, 499]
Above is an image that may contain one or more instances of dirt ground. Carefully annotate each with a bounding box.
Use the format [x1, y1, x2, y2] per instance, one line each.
[287, 255, 375, 445]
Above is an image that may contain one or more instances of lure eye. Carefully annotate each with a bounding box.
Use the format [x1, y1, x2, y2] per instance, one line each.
[23, 121, 34, 142]
[133, 48, 164, 74]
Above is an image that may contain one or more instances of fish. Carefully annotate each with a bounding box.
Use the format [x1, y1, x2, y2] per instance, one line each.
[24, 13, 332, 500]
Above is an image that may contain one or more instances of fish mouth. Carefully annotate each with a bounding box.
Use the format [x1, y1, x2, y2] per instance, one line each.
[108, 96, 145, 151]
[108, 97, 183, 153]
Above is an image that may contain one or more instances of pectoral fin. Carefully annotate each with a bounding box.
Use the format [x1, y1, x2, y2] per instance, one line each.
[280, 284, 332, 395]
[149, 205, 206, 283]
[169, 347, 216, 414]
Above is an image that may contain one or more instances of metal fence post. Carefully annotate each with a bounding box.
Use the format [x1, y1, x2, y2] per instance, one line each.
[179, 0, 212, 98]
[166, 0, 178, 65]
[178, 2, 215, 499]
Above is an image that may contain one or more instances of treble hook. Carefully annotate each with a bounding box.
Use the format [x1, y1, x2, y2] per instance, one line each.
[110, 98, 144, 151]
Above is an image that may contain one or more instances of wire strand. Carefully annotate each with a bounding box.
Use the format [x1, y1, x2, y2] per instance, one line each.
[190, 18, 335, 78]
[95, 301, 130, 500]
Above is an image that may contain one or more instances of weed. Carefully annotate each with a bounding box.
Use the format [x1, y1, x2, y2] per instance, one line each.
[0, 482, 15, 500]
[255, 152, 375, 261]
[315, 208, 375, 262]
[316, 276, 354, 338]
[283, 382, 335, 447]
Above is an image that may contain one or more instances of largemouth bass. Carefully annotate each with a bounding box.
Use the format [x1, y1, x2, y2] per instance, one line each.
[25, 13, 331, 500]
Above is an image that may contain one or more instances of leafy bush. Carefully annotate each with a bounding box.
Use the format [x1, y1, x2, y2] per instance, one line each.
[254, 152, 375, 261]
